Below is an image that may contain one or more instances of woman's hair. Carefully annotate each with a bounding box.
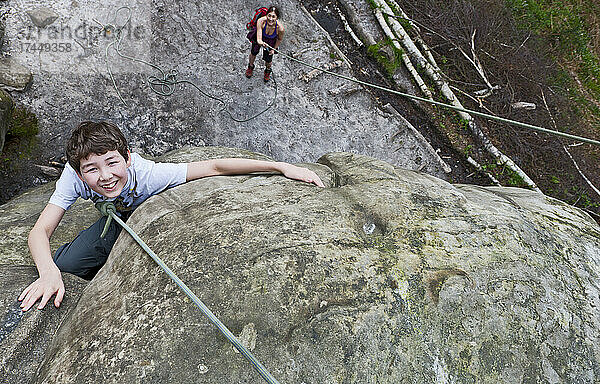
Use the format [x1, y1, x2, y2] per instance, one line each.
[267, 6, 281, 19]
[66, 121, 129, 172]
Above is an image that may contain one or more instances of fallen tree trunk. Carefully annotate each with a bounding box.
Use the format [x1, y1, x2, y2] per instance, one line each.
[372, 0, 540, 192]
[373, 8, 433, 99]
[338, 0, 377, 47]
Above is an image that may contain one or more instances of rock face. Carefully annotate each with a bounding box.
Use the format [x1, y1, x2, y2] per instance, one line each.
[0, 15, 4, 49]
[26, 7, 58, 28]
[4, 0, 449, 178]
[0, 266, 86, 384]
[0, 175, 99, 384]
[24, 147, 599, 383]
[0, 57, 32, 91]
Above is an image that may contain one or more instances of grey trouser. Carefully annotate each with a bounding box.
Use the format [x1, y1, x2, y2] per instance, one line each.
[53, 216, 123, 280]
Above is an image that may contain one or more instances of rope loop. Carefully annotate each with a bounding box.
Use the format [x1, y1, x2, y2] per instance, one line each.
[95, 201, 117, 216]
[147, 70, 179, 96]
[97, 6, 276, 122]
[95, 201, 117, 238]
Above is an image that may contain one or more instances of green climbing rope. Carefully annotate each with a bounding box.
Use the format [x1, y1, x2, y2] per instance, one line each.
[95, 201, 280, 384]
[267, 46, 600, 147]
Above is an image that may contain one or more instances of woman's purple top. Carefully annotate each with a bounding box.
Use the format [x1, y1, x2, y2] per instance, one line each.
[262, 21, 278, 39]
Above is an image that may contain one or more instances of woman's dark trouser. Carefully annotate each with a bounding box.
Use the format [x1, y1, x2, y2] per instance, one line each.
[53, 216, 122, 280]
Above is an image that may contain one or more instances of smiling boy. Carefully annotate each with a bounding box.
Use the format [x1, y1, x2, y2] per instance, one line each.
[19, 121, 324, 312]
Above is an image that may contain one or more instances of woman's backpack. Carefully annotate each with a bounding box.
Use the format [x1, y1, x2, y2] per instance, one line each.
[246, 7, 268, 30]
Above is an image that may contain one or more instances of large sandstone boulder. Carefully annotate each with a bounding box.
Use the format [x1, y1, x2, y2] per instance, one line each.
[0, 177, 98, 384]
[25, 147, 599, 383]
[0, 146, 281, 384]
[0, 266, 86, 384]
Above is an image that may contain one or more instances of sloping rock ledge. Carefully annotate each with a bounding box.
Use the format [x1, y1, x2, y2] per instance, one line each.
[1, 146, 599, 383]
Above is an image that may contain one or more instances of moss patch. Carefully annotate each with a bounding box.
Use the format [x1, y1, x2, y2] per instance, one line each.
[1, 105, 39, 167]
[367, 38, 404, 77]
[7, 106, 38, 139]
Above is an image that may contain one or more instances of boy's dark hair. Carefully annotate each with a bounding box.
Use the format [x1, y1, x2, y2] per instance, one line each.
[66, 121, 129, 172]
[267, 6, 281, 19]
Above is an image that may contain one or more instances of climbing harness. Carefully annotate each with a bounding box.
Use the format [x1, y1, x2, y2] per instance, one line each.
[95, 7, 277, 123]
[95, 201, 280, 384]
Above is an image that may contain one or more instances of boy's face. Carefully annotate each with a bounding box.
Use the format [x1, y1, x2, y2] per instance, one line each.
[78, 150, 131, 198]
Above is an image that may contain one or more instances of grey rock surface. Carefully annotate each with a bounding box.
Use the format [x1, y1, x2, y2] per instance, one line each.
[0, 16, 4, 49]
[25, 147, 599, 383]
[0, 57, 32, 91]
[0, 266, 87, 384]
[0, 180, 101, 266]
[3, 0, 449, 178]
[0, 88, 12, 153]
[26, 7, 58, 28]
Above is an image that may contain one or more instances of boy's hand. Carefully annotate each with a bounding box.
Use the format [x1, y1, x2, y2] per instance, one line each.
[18, 269, 65, 311]
[280, 164, 325, 187]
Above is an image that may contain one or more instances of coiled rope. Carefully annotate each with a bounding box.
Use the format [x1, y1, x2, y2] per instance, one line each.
[95, 201, 280, 384]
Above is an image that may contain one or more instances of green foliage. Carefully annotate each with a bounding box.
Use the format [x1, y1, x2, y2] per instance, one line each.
[505, 0, 600, 129]
[385, 0, 400, 14]
[463, 144, 473, 157]
[8, 106, 38, 139]
[505, 169, 526, 187]
[480, 162, 497, 172]
[569, 187, 600, 208]
[365, 0, 379, 10]
[367, 38, 404, 77]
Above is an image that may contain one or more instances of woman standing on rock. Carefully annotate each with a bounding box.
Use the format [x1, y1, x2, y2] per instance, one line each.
[246, 6, 285, 82]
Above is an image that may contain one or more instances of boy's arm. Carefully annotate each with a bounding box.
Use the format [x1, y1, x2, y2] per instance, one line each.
[19, 203, 66, 311]
[186, 158, 325, 187]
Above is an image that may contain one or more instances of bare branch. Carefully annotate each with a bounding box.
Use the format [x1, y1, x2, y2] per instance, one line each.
[385, 11, 497, 94]
[540, 89, 600, 199]
[334, 4, 363, 47]
[450, 85, 497, 115]
[374, 0, 539, 191]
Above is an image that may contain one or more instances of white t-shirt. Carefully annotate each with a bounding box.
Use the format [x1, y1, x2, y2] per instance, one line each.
[49, 152, 187, 214]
